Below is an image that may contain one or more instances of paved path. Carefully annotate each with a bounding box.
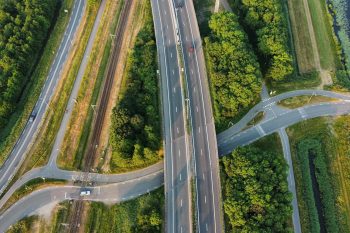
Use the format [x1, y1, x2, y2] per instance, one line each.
[279, 128, 302, 233]
[0, 0, 86, 196]
[0, 172, 163, 232]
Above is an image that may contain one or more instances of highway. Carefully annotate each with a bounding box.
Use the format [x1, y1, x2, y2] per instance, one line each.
[0, 0, 86, 195]
[0, 172, 163, 232]
[175, 0, 224, 232]
[151, 0, 192, 232]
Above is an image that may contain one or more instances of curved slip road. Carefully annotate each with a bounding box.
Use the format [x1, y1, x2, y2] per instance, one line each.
[0, 171, 163, 232]
[218, 101, 350, 156]
[0, 0, 86, 195]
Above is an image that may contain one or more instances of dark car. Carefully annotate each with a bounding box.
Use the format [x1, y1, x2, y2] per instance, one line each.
[29, 113, 36, 123]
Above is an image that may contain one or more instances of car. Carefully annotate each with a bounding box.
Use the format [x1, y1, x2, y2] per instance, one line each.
[29, 113, 36, 123]
[80, 190, 91, 196]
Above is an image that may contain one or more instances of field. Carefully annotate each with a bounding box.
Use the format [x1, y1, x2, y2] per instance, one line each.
[287, 0, 316, 73]
[308, 0, 341, 70]
[0, 0, 74, 166]
[287, 117, 350, 232]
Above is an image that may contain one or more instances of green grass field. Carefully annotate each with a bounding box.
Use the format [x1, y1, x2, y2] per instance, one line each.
[308, 0, 341, 70]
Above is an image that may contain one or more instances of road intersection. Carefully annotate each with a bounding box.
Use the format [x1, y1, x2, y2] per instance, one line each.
[1, 0, 350, 231]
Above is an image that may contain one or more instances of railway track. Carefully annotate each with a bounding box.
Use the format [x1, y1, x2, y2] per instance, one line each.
[67, 0, 133, 231]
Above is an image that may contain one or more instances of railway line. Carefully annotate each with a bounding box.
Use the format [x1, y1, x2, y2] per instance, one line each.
[67, 0, 133, 231]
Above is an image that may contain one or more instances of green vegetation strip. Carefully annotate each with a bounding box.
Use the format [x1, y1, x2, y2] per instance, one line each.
[0, 0, 74, 166]
[109, 1, 162, 172]
[0, 0, 58, 130]
[288, 117, 346, 233]
[220, 134, 293, 232]
[85, 188, 164, 232]
[296, 139, 339, 233]
[204, 12, 261, 132]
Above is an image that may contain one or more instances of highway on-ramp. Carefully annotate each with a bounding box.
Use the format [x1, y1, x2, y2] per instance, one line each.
[151, 0, 192, 232]
[0, 0, 86, 195]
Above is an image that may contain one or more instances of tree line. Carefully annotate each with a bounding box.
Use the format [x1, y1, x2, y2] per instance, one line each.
[0, 0, 57, 129]
[221, 146, 293, 232]
[205, 12, 262, 130]
[109, 2, 161, 171]
[235, 0, 294, 81]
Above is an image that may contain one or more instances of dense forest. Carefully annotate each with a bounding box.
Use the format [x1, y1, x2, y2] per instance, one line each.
[109, 3, 161, 171]
[231, 0, 293, 80]
[0, 0, 57, 129]
[221, 146, 292, 232]
[205, 12, 261, 128]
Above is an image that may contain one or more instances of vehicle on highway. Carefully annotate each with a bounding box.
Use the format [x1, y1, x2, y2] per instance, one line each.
[29, 113, 36, 123]
[80, 190, 91, 196]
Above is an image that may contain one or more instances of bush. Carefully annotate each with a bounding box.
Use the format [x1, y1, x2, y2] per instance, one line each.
[221, 146, 293, 232]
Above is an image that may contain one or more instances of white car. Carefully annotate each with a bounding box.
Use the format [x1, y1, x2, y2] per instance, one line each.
[80, 190, 91, 196]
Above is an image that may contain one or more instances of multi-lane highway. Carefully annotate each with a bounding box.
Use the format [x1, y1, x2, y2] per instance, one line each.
[151, 0, 192, 232]
[0, 0, 86, 195]
[174, 0, 224, 232]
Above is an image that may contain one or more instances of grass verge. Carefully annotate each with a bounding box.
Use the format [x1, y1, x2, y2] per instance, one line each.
[0, 0, 74, 166]
[278, 95, 337, 109]
[287, 117, 349, 232]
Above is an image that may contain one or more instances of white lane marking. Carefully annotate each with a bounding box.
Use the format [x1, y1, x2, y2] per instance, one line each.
[181, 199, 183, 207]
[188, 52, 191, 57]
[167, 24, 169, 29]
[172, 69, 175, 75]
[169, 39, 171, 44]
[196, 106, 199, 112]
[0, 0, 84, 193]
[206, 223, 208, 232]
[170, 52, 173, 58]
[204, 195, 207, 203]
[165, 10, 167, 15]
[180, 173, 182, 181]
[154, 1, 175, 231]
[177, 127, 179, 134]
[194, 87, 196, 93]
[198, 127, 201, 133]
[191, 69, 194, 75]
[173, 87, 176, 93]
[203, 173, 205, 180]
[178, 149, 181, 157]
[176, 106, 178, 112]
[256, 125, 266, 136]
[201, 149, 203, 156]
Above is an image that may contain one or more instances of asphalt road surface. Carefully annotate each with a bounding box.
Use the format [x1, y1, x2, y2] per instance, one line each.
[0, 172, 163, 232]
[174, 0, 224, 232]
[151, 0, 192, 232]
[0, 0, 86, 195]
[218, 101, 350, 156]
